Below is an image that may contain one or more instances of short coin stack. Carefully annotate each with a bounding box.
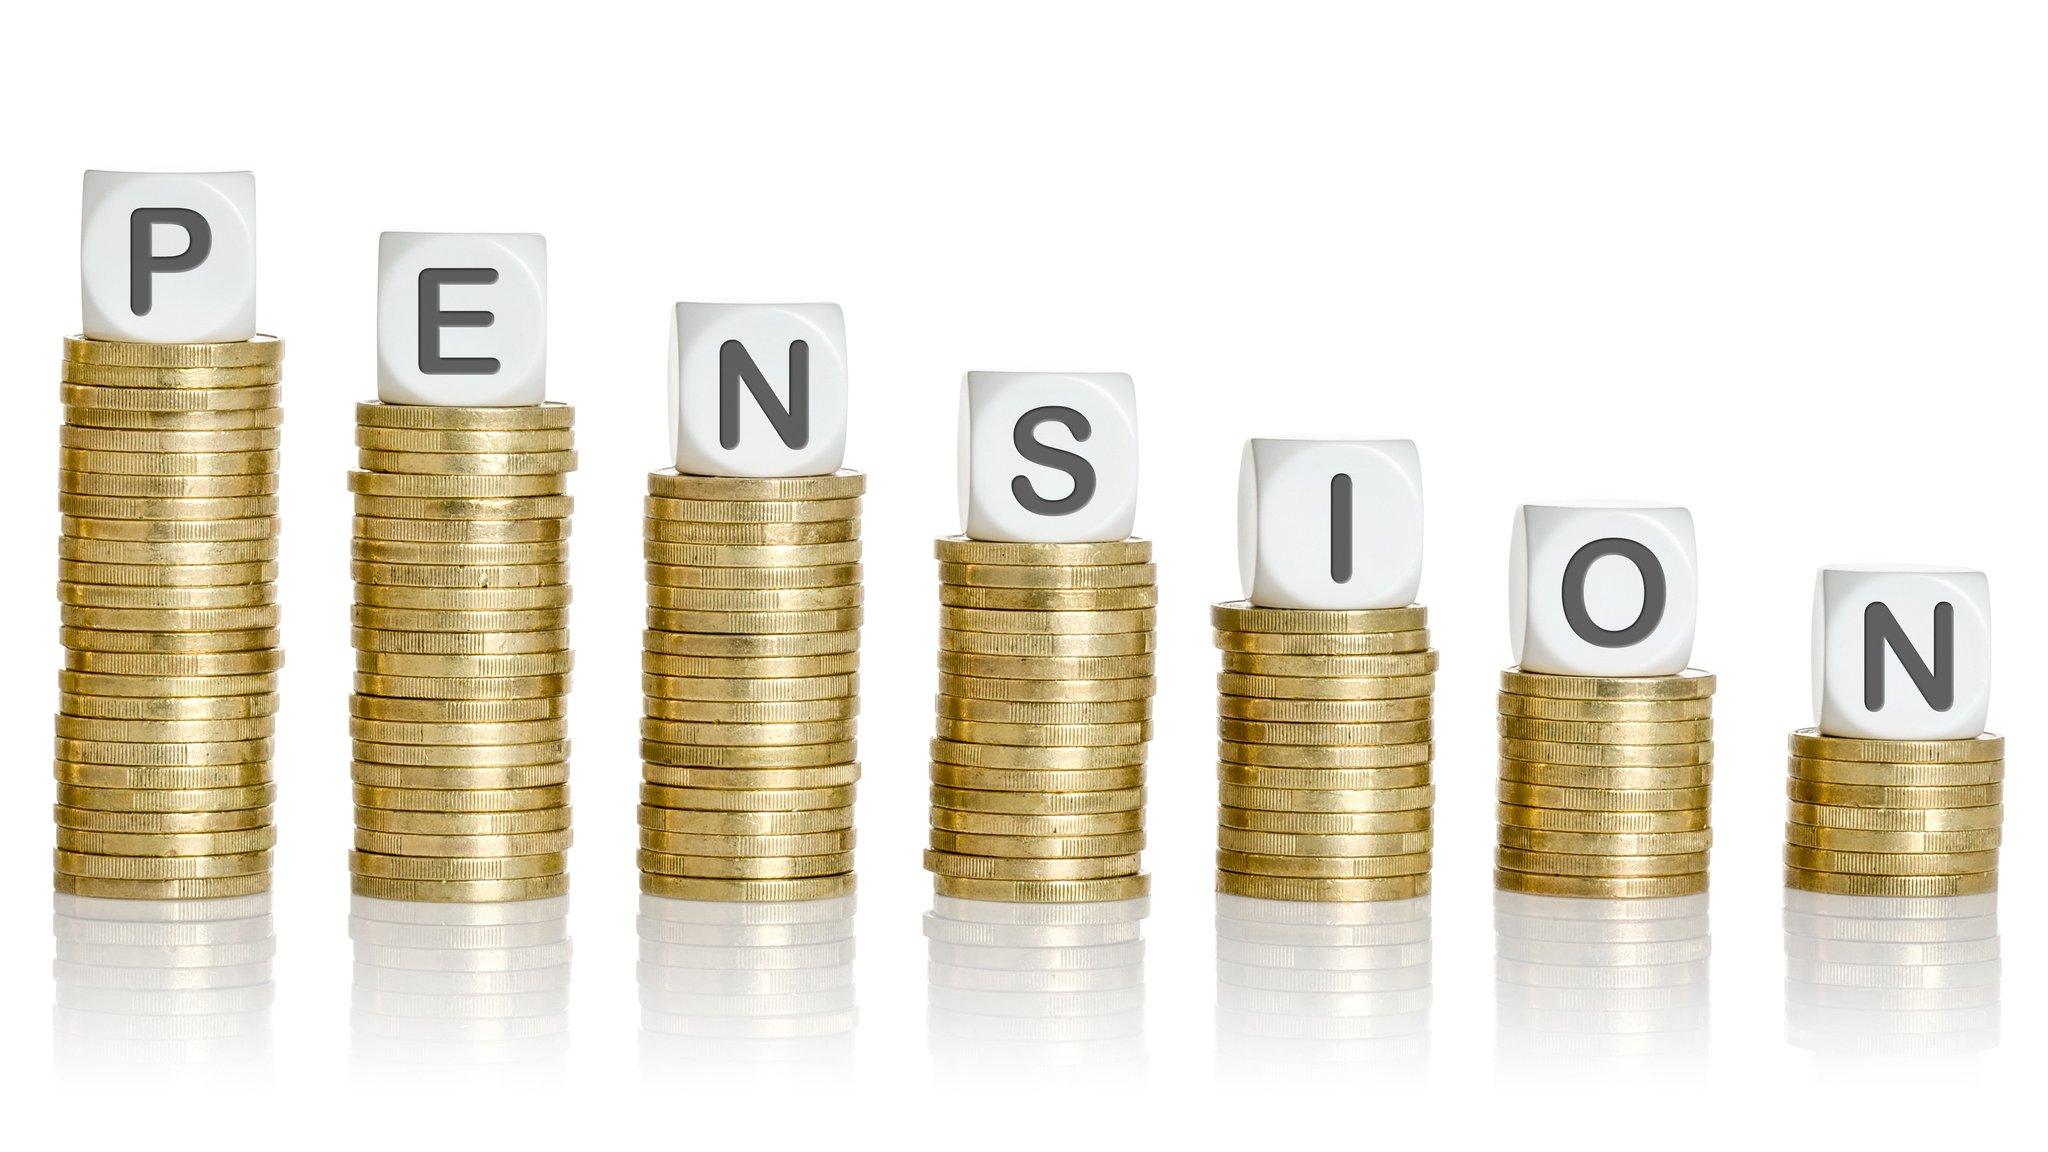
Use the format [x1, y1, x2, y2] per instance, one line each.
[1495, 668, 1717, 899]
[638, 470, 865, 901]
[1213, 602, 1438, 902]
[926, 537, 1156, 903]
[1782, 729, 2004, 897]
[55, 336, 284, 900]
[349, 402, 576, 902]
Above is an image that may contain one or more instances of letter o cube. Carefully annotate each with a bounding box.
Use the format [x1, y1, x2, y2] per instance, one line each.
[669, 302, 847, 477]
[376, 232, 546, 406]
[959, 372, 1139, 543]
[81, 170, 257, 344]
[1509, 502, 1698, 676]
[1813, 565, 1991, 740]
[1238, 438, 1423, 610]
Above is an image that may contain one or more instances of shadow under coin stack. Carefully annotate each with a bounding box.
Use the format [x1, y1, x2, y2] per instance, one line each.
[1782, 731, 2004, 898]
[638, 470, 865, 901]
[55, 337, 284, 899]
[926, 537, 1156, 903]
[1213, 603, 1437, 901]
[349, 403, 577, 902]
[1495, 669, 1717, 899]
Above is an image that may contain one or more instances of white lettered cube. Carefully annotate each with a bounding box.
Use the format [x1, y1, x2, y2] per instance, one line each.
[1238, 438, 1423, 609]
[959, 372, 1139, 543]
[377, 232, 546, 406]
[81, 171, 257, 343]
[1812, 566, 1991, 740]
[669, 303, 847, 476]
[1509, 502, 1697, 676]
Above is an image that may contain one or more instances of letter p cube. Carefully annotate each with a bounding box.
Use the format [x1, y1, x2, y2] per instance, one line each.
[81, 170, 257, 343]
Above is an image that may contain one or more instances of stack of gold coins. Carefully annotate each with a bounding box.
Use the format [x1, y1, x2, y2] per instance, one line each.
[1494, 668, 1717, 898]
[1212, 602, 1437, 902]
[1782, 729, 2003, 897]
[54, 336, 284, 900]
[637, 470, 865, 901]
[926, 537, 1156, 903]
[349, 402, 576, 902]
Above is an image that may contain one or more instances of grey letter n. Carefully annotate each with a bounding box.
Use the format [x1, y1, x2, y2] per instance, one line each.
[1864, 601, 1954, 711]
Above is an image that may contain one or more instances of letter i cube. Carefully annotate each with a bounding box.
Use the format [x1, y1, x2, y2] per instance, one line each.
[1237, 438, 1423, 610]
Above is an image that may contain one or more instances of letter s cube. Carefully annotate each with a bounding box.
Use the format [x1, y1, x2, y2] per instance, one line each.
[669, 303, 847, 477]
[376, 232, 547, 406]
[959, 372, 1139, 543]
[1813, 566, 1991, 740]
[1509, 503, 1698, 677]
[1238, 439, 1423, 610]
[81, 170, 257, 344]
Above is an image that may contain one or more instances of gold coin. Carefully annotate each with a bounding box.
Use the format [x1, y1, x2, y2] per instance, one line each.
[1219, 806, 1431, 834]
[356, 401, 574, 431]
[353, 585, 571, 611]
[1218, 718, 1431, 746]
[636, 805, 854, 835]
[645, 561, 862, 591]
[1787, 729, 2005, 764]
[61, 560, 277, 588]
[351, 606, 568, 633]
[64, 335, 283, 370]
[1219, 784, 1434, 813]
[932, 874, 1148, 902]
[642, 633, 858, 661]
[1498, 759, 1712, 789]
[930, 808, 1143, 836]
[351, 539, 568, 566]
[347, 716, 567, 745]
[351, 628, 568, 657]
[643, 697, 857, 724]
[936, 696, 1149, 724]
[353, 829, 573, 857]
[1493, 869, 1708, 898]
[942, 585, 1158, 612]
[1497, 694, 1715, 722]
[355, 426, 575, 453]
[1214, 630, 1430, 657]
[938, 673, 1153, 703]
[56, 873, 272, 899]
[1497, 825, 1712, 855]
[55, 737, 270, 767]
[644, 672, 857, 702]
[1218, 848, 1429, 879]
[357, 807, 571, 835]
[646, 660, 861, 690]
[53, 712, 273, 743]
[645, 495, 860, 523]
[1217, 696, 1430, 724]
[646, 606, 862, 634]
[640, 874, 855, 901]
[930, 829, 1144, 857]
[1220, 651, 1439, 678]
[350, 695, 564, 723]
[56, 826, 277, 856]
[930, 764, 1146, 793]
[1495, 803, 1711, 834]
[57, 493, 278, 520]
[648, 469, 865, 501]
[1496, 781, 1710, 811]
[935, 718, 1150, 747]
[936, 652, 1155, 680]
[58, 581, 273, 610]
[60, 626, 278, 654]
[353, 739, 568, 768]
[938, 561, 1154, 589]
[60, 670, 277, 699]
[1216, 828, 1433, 857]
[55, 849, 270, 880]
[1497, 738, 1713, 768]
[349, 874, 570, 902]
[646, 584, 862, 612]
[62, 514, 277, 542]
[641, 764, 861, 790]
[63, 382, 281, 410]
[352, 493, 574, 521]
[642, 738, 857, 769]
[53, 805, 272, 833]
[351, 763, 569, 789]
[1215, 872, 1427, 902]
[1786, 780, 2001, 808]
[639, 828, 856, 857]
[349, 470, 567, 499]
[348, 850, 566, 881]
[1216, 671, 1435, 701]
[930, 737, 1144, 770]
[930, 785, 1145, 814]
[1496, 846, 1709, 878]
[1787, 756, 2005, 786]
[639, 850, 854, 879]
[923, 851, 1139, 881]
[1498, 716, 1713, 745]
[1782, 867, 1997, 897]
[66, 404, 283, 431]
[58, 538, 279, 567]
[1209, 602, 1428, 634]
[1783, 824, 2000, 853]
[1500, 668, 1717, 701]
[639, 783, 854, 812]
[60, 469, 276, 498]
[53, 762, 271, 789]
[355, 651, 574, 678]
[938, 629, 1153, 657]
[352, 784, 567, 812]
[645, 520, 859, 547]
[643, 542, 862, 568]
[1217, 741, 1433, 769]
[933, 537, 1150, 566]
[356, 448, 577, 475]
[61, 448, 278, 477]
[62, 425, 279, 453]
[940, 606, 1154, 636]
[58, 692, 276, 722]
[355, 670, 571, 700]
[353, 517, 569, 545]
[1217, 763, 1432, 789]
[1783, 845, 1998, 876]
[1783, 801, 2002, 831]
[641, 718, 855, 747]
[60, 605, 280, 634]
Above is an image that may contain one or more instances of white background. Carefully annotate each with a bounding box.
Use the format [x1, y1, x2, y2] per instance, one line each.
[1, 1, 2038, 1146]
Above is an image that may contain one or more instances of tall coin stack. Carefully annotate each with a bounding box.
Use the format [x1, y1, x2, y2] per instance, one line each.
[55, 336, 285, 899]
[349, 402, 576, 902]
[1494, 669, 1717, 899]
[1213, 602, 1437, 902]
[638, 470, 865, 901]
[925, 537, 1156, 903]
[1782, 730, 2004, 897]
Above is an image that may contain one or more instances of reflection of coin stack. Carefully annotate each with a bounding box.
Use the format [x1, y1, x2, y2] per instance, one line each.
[1495, 669, 1716, 898]
[1214, 893, 1432, 1073]
[1784, 890, 2000, 1068]
[349, 403, 576, 902]
[1213, 603, 1436, 901]
[1494, 890, 1711, 1076]
[637, 470, 865, 900]
[55, 337, 284, 899]
[1782, 731, 2003, 898]
[925, 538, 1155, 902]
[637, 894, 858, 1071]
[349, 895, 571, 1070]
[926, 896, 1148, 1076]
[52, 893, 275, 1069]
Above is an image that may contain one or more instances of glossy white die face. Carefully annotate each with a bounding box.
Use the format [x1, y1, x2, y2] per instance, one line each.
[1509, 502, 1697, 676]
[958, 372, 1139, 543]
[669, 303, 847, 477]
[376, 232, 546, 406]
[1238, 439, 1423, 609]
[81, 171, 257, 343]
[1812, 566, 1991, 740]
